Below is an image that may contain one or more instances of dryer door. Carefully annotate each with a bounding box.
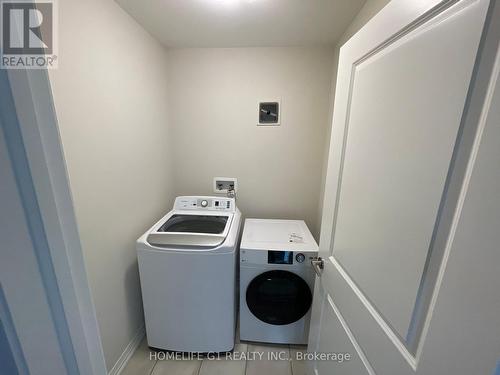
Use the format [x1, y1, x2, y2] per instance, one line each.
[246, 270, 312, 325]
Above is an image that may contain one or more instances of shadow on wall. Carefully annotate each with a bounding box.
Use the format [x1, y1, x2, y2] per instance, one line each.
[124, 259, 144, 330]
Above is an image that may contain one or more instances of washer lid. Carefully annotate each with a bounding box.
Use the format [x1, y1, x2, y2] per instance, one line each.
[158, 214, 228, 234]
[241, 219, 318, 252]
[147, 211, 233, 248]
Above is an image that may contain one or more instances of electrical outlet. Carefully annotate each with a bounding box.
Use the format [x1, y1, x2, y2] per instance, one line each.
[214, 177, 238, 194]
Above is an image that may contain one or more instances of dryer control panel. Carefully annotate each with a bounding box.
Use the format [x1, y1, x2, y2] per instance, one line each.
[174, 196, 235, 212]
[240, 248, 317, 267]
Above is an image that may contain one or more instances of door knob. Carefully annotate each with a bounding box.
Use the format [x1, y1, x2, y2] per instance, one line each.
[311, 257, 324, 277]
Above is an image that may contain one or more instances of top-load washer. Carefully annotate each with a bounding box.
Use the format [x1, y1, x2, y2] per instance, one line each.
[239, 219, 318, 345]
[137, 196, 241, 352]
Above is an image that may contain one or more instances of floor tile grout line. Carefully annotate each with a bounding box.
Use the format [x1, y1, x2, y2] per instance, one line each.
[148, 357, 158, 375]
[196, 358, 202, 375]
[243, 356, 248, 375]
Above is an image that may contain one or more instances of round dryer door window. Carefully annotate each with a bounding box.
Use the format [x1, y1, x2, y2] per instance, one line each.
[246, 270, 312, 325]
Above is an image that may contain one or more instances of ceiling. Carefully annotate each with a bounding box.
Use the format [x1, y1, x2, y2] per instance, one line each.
[115, 0, 366, 48]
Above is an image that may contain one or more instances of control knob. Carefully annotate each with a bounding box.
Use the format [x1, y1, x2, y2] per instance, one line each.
[295, 253, 306, 263]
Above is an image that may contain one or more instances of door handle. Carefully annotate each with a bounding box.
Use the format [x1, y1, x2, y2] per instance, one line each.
[311, 257, 324, 277]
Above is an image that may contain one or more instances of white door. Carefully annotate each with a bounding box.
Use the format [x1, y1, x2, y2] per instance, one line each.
[0, 68, 107, 374]
[308, 0, 500, 374]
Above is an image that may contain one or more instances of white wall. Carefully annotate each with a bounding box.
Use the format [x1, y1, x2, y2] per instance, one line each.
[48, 0, 174, 370]
[167, 47, 334, 238]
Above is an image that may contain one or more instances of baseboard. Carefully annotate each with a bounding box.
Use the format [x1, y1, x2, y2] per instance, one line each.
[108, 325, 145, 375]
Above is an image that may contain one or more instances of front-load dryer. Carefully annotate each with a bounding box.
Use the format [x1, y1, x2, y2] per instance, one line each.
[137, 196, 241, 352]
[239, 219, 318, 345]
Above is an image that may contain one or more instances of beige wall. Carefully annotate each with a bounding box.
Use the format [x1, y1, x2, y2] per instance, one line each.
[48, 0, 174, 370]
[167, 47, 334, 238]
[317, 0, 392, 226]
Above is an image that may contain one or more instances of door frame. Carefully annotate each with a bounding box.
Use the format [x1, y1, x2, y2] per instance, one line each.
[0, 66, 107, 374]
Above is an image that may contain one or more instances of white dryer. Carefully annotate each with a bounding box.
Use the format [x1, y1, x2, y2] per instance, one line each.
[137, 196, 241, 352]
[239, 219, 318, 345]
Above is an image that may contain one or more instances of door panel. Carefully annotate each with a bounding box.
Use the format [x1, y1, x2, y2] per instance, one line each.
[322, 258, 417, 374]
[315, 291, 373, 375]
[309, 0, 493, 374]
[0, 124, 68, 374]
[416, 43, 500, 374]
[332, 0, 486, 340]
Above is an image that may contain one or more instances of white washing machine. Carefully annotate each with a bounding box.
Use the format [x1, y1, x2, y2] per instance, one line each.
[239, 219, 318, 345]
[137, 196, 241, 352]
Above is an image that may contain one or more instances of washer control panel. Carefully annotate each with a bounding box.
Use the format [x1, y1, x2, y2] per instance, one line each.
[174, 196, 234, 212]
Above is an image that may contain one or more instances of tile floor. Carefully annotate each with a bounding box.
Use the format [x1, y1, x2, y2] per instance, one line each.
[121, 339, 307, 375]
